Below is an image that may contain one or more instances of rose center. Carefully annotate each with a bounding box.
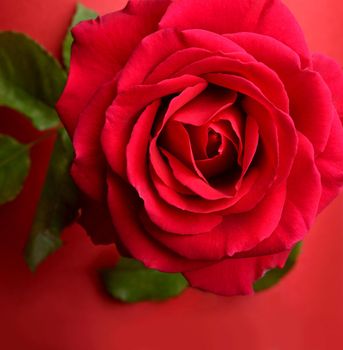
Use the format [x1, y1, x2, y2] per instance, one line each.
[206, 129, 222, 158]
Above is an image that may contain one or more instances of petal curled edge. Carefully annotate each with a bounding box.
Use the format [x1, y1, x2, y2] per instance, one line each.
[102, 75, 205, 179]
[159, 0, 310, 66]
[143, 184, 286, 260]
[184, 250, 290, 296]
[71, 79, 117, 200]
[56, 0, 171, 136]
[313, 55, 343, 210]
[107, 172, 208, 272]
[227, 33, 334, 154]
[236, 133, 321, 258]
[312, 53, 343, 119]
[126, 100, 222, 234]
[316, 114, 343, 212]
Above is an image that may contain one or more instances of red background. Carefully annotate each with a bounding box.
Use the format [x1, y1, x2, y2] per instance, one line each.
[0, 1, 343, 349]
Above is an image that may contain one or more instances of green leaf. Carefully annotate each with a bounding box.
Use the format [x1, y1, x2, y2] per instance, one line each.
[102, 258, 189, 303]
[62, 3, 98, 69]
[24, 128, 79, 271]
[0, 32, 66, 130]
[254, 243, 302, 292]
[0, 135, 30, 204]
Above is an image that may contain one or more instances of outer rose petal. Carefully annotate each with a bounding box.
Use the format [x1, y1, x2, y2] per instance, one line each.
[312, 45, 343, 205]
[236, 133, 322, 258]
[117, 28, 250, 92]
[226, 32, 302, 76]
[312, 53, 343, 118]
[226, 32, 334, 154]
[184, 251, 290, 296]
[316, 115, 343, 211]
[56, 0, 171, 136]
[159, 0, 310, 66]
[144, 185, 286, 260]
[71, 79, 117, 201]
[107, 173, 208, 272]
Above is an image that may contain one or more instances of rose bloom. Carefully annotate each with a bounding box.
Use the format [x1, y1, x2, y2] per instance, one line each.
[57, 0, 343, 295]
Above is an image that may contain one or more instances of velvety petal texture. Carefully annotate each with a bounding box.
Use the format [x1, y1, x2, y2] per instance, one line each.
[56, 0, 171, 136]
[57, 0, 343, 296]
[184, 251, 290, 296]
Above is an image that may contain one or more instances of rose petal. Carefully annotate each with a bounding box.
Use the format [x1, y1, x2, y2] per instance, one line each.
[206, 73, 297, 181]
[205, 73, 297, 212]
[212, 111, 244, 164]
[312, 52, 343, 118]
[107, 173, 208, 272]
[145, 183, 286, 260]
[159, 0, 310, 65]
[196, 139, 236, 179]
[71, 79, 117, 200]
[149, 83, 207, 195]
[145, 47, 213, 84]
[151, 170, 233, 213]
[102, 75, 205, 179]
[117, 28, 185, 92]
[57, 0, 170, 135]
[186, 124, 211, 160]
[226, 32, 332, 154]
[126, 100, 223, 234]
[226, 32, 302, 75]
[183, 251, 290, 296]
[175, 55, 289, 113]
[237, 133, 321, 257]
[172, 86, 237, 125]
[286, 70, 335, 154]
[159, 121, 205, 179]
[210, 120, 241, 157]
[242, 115, 260, 175]
[118, 28, 250, 90]
[316, 114, 343, 211]
[162, 149, 234, 200]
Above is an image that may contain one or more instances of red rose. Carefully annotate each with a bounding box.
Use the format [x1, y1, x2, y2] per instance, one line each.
[57, 0, 343, 295]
